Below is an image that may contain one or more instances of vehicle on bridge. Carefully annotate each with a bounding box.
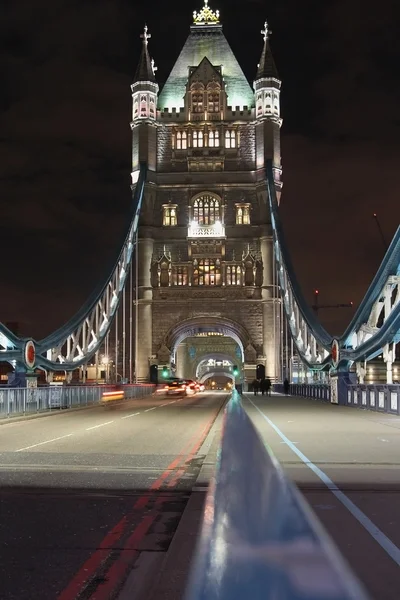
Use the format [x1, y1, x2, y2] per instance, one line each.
[101, 388, 125, 407]
[166, 379, 200, 396]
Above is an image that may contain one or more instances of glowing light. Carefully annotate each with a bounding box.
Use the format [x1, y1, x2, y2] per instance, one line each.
[193, 0, 220, 25]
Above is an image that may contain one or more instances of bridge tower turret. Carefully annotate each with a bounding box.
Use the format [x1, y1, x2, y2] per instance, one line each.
[131, 25, 159, 177]
[254, 20, 283, 200]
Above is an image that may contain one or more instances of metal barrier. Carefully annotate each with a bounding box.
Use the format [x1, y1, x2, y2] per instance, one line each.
[346, 384, 400, 414]
[0, 384, 155, 419]
[184, 390, 369, 600]
[274, 383, 331, 402]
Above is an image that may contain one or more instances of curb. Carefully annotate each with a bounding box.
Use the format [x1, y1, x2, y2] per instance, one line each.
[0, 403, 100, 426]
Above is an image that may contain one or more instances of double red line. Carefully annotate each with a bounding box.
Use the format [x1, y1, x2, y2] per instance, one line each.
[58, 405, 219, 600]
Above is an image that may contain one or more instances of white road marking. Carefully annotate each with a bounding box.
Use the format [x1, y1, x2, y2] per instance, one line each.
[16, 434, 74, 452]
[121, 412, 141, 420]
[144, 407, 156, 412]
[86, 420, 114, 431]
[247, 396, 400, 566]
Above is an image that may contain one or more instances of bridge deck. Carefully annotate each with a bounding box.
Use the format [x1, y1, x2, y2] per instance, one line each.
[1, 392, 400, 599]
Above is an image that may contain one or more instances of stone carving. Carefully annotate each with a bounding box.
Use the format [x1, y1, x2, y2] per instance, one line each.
[244, 343, 257, 363]
[157, 344, 171, 363]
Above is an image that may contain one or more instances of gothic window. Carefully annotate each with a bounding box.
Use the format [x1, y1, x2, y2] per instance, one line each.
[172, 265, 188, 286]
[193, 130, 204, 148]
[225, 130, 236, 148]
[226, 265, 242, 285]
[192, 92, 204, 113]
[208, 130, 220, 148]
[176, 131, 187, 150]
[235, 204, 251, 225]
[162, 205, 177, 226]
[208, 92, 219, 112]
[193, 258, 221, 286]
[193, 195, 220, 225]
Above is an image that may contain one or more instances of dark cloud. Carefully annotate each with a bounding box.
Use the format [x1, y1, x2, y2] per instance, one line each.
[0, 0, 399, 339]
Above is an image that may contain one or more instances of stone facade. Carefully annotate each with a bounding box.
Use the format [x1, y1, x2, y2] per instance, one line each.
[131, 8, 283, 383]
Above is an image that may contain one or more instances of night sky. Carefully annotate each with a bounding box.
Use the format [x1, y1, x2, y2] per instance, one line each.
[1, 0, 399, 340]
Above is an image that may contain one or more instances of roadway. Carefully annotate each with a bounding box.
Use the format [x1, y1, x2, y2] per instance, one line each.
[0, 391, 227, 600]
[242, 392, 400, 600]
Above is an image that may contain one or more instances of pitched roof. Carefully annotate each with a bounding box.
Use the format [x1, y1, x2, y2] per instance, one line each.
[133, 27, 157, 84]
[158, 25, 254, 110]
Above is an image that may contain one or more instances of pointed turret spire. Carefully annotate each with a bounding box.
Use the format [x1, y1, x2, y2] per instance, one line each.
[256, 20, 279, 80]
[133, 25, 157, 83]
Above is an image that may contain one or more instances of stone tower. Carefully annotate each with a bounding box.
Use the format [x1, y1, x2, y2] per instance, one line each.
[132, 3, 283, 385]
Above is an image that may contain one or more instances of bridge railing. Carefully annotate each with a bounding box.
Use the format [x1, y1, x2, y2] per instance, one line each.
[184, 390, 369, 600]
[0, 384, 155, 419]
[274, 382, 331, 401]
[346, 384, 400, 414]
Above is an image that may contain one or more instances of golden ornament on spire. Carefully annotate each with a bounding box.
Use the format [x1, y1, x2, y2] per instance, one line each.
[193, 0, 220, 25]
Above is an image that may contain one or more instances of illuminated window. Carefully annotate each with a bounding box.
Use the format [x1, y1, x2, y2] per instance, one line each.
[176, 131, 187, 150]
[192, 92, 204, 113]
[172, 266, 188, 286]
[193, 259, 221, 286]
[193, 130, 204, 148]
[225, 130, 236, 148]
[208, 92, 219, 112]
[208, 130, 220, 148]
[226, 265, 242, 285]
[162, 205, 177, 226]
[235, 204, 251, 225]
[193, 195, 220, 225]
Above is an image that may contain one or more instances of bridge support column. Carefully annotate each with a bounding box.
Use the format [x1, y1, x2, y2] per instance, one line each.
[176, 343, 188, 379]
[136, 236, 154, 383]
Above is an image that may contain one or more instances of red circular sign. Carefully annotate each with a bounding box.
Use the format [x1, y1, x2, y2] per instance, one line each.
[331, 339, 339, 368]
[24, 340, 36, 369]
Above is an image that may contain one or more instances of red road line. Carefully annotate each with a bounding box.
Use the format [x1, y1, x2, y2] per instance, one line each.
[94, 400, 223, 597]
[57, 397, 220, 600]
[90, 514, 156, 600]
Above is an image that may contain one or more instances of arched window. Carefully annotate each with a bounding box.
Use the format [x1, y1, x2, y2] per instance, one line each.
[193, 258, 221, 286]
[193, 195, 221, 226]
[235, 203, 251, 225]
[192, 92, 204, 113]
[176, 131, 187, 150]
[225, 130, 236, 148]
[193, 130, 204, 148]
[208, 92, 219, 112]
[226, 265, 242, 286]
[208, 130, 220, 148]
[162, 205, 177, 226]
[172, 266, 188, 286]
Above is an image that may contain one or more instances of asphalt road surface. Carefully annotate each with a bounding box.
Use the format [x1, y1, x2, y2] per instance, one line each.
[242, 392, 400, 600]
[0, 391, 227, 600]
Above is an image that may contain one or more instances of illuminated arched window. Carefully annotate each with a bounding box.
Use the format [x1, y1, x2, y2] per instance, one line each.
[192, 92, 204, 113]
[208, 130, 220, 148]
[162, 205, 177, 226]
[225, 130, 236, 148]
[208, 92, 220, 112]
[235, 203, 251, 225]
[193, 258, 221, 286]
[193, 130, 204, 148]
[176, 131, 187, 150]
[193, 195, 220, 226]
[226, 265, 242, 285]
